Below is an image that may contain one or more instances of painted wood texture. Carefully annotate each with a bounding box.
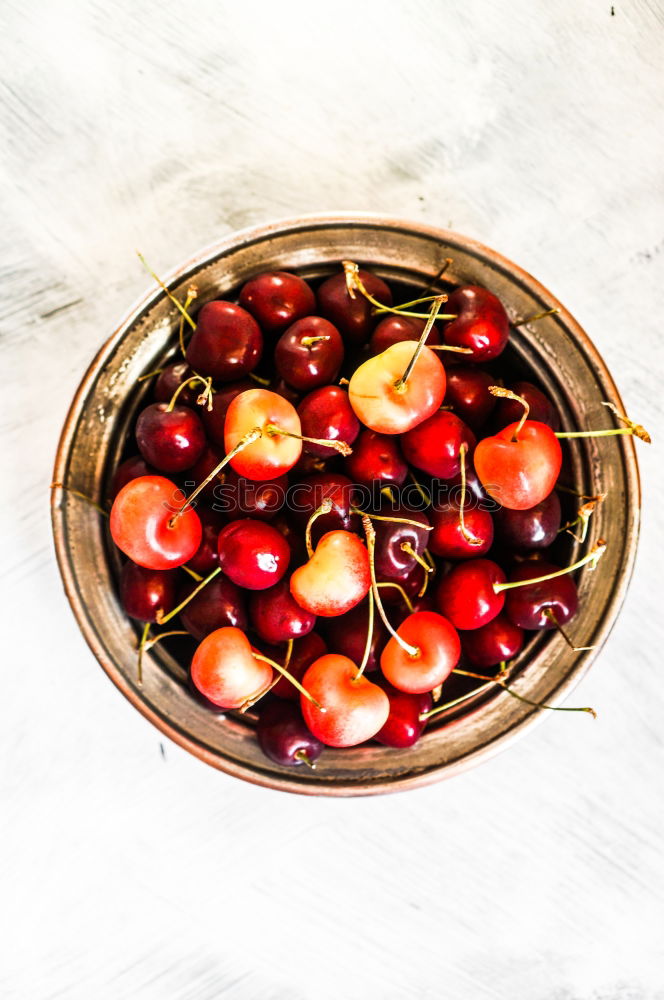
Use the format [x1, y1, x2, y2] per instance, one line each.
[1, 1, 663, 997]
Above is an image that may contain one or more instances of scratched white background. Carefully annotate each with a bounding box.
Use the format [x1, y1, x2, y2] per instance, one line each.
[2, 1, 664, 997]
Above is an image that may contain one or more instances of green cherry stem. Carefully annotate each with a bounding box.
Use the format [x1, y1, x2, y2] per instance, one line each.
[375, 581, 415, 613]
[294, 749, 317, 769]
[400, 542, 433, 573]
[555, 402, 651, 443]
[137, 622, 151, 686]
[51, 482, 109, 517]
[182, 565, 204, 582]
[351, 508, 434, 532]
[543, 608, 595, 651]
[453, 668, 597, 718]
[253, 652, 325, 710]
[249, 372, 271, 386]
[356, 589, 375, 681]
[512, 307, 560, 327]
[362, 515, 419, 658]
[493, 539, 607, 594]
[419, 679, 495, 721]
[408, 471, 431, 506]
[305, 498, 333, 559]
[178, 286, 198, 356]
[239, 639, 295, 712]
[394, 296, 445, 392]
[170, 426, 263, 524]
[143, 630, 189, 651]
[166, 374, 212, 412]
[341, 260, 456, 320]
[137, 252, 197, 331]
[156, 567, 222, 625]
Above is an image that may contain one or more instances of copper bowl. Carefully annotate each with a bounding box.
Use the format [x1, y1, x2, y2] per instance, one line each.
[51, 214, 640, 795]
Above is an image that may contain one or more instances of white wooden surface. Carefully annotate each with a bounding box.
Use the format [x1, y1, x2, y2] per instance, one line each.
[2, 1, 664, 997]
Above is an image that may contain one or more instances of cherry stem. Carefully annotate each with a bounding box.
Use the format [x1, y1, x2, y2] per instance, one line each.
[362, 515, 419, 658]
[453, 667, 597, 718]
[420, 679, 495, 721]
[420, 257, 453, 295]
[512, 307, 560, 327]
[249, 372, 271, 386]
[429, 344, 473, 354]
[375, 292, 448, 312]
[381, 485, 396, 502]
[137, 622, 150, 686]
[137, 252, 197, 331]
[376, 581, 415, 613]
[182, 565, 204, 582]
[51, 482, 109, 518]
[351, 508, 434, 532]
[253, 652, 325, 710]
[305, 498, 333, 559]
[494, 539, 607, 594]
[264, 423, 353, 457]
[294, 748, 317, 769]
[356, 589, 375, 680]
[143, 629, 189, 652]
[166, 374, 212, 413]
[301, 335, 330, 347]
[137, 367, 164, 382]
[556, 402, 651, 443]
[558, 497, 601, 544]
[417, 555, 432, 599]
[170, 426, 262, 524]
[341, 260, 455, 321]
[489, 385, 529, 440]
[179, 287, 198, 357]
[239, 639, 295, 711]
[156, 567, 222, 626]
[543, 608, 595, 651]
[408, 471, 430, 506]
[393, 296, 445, 392]
[457, 443, 482, 546]
[555, 484, 607, 502]
[400, 541, 433, 573]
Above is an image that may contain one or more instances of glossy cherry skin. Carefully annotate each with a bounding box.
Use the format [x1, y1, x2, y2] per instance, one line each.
[238, 270, 315, 335]
[444, 285, 509, 362]
[374, 684, 433, 748]
[119, 561, 178, 623]
[435, 559, 506, 630]
[474, 420, 563, 511]
[504, 560, 579, 629]
[461, 613, 525, 668]
[290, 530, 370, 617]
[135, 402, 206, 473]
[270, 512, 309, 566]
[180, 576, 248, 641]
[224, 389, 302, 481]
[381, 611, 461, 694]
[110, 476, 202, 570]
[372, 506, 430, 583]
[217, 468, 287, 522]
[429, 501, 494, 560]
[274, 316, 344, 391]
[494, 490, 561, 551]
[344, 429, 408, 489]
[290, 472, 359, 545]
[272, 631, 328, 700]
[444, 366, 497, 430]
[349, 341, 446, 434]
[325, 600, 388, 674]
[297, 386, 360, 458]
[190, 627, 272, 709]
[402, 410, 476, 479]
[217, 518, 290, 590]
[110, 455, 155, 500]
[153, 361, 198, 407]
[317, 269, 392, 345]
[200, 378, 255, 448]
[370, 315, 441, 354]
[301, 654, 390, 747]
[186, 300, 262, 380]
[256, 700, 323, 767]
[494, 381, 560, 432]
[250, 578, 316, 644]
[187, 507, 225, 575]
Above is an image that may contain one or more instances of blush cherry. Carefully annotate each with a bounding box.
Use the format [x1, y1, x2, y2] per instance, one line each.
[474, 419, 562, 511]
[110, 475, 202, 570]
[256, 701, 323, 768]
[217, 519, 290, 590]
[274, 316, 344, 391]
[136, 402, 206, 473]
[200, 378, 255, 448]
[238, 270, 315, 336]
[380, 610, 461, 694]
[290, 530, 370, 617]
[185, 300, 263, 380]
[301, 654, 390, 747]
[444, 285, 509, 362]
[190, 627, 273, 709]
[435, 559, 506, 630]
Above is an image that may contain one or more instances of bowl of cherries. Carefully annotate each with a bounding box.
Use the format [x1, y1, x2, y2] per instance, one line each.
[51, 214, 645, 795]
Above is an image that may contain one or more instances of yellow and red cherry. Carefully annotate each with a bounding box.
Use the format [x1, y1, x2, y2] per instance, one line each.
[153, 361, 198, 408]
[435, 559, 506, 630]
[494, 490, 561, 551]
[136, 402, 206, 473]
[374, 683, 433, 748]
[444, 285, 509, 362]
[300, 654, 390, 747]
[110, 475, 202, 570]
[297, 386, 360, 458]
[474, 420, 562, 510]
[274, 316, 344, 391]
[187, 506, 225, 575]
[250, 578, 316, 644]
[429, 500, 494, 560]
[120, 561, 178, 623]
[344, 429, 407, 488]
[224, 389, 302, 480]
[185, 301, 263, 380]
[381, 610, 461, 694]
[272, 631, 328, 700]
[317, 268, 392, 344]
[461, 613, 525, 668]
[200, 378, 254, 448]
[190, 626, 273, 709]
[238, 270, 315, 335]
[217, 518, 290, 590]
[348, 340, 446, 434]
[444, 366, 497, 430]
[401, 410, 476, 478]
[370, 314, 441, 354]
[290, 472, 359, 544]
[494, 380, 560, 432]
[503, 560, 579, 630]
[180, 576, 248, 641]
[256, 700, 323, 768]
[110, 455, 155, 500]
[221, 468, 287, 521]
[326, 599, 389, 673]
[290, 530, 370, 617]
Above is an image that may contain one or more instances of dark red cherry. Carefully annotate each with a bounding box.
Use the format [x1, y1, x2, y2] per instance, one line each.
[369, 315, 441, 354]
[289, 450, 333, 479]
[120, 561, 178, 623]
[153, 361, 198, 407]
[380, 563, 428, 607]
[290, 473, 359, 545]
[372, 506, 430, 583]
[200, 379, 255, 448]
[187, 507, 225, 575]
[217, 519, 290, 590]
[250, 578, 316, 644]
[374, 683, 432, 748]
[461, 613, 525, 668]
[272, 632, 328, 700]
[256, 700, 323, 768]
[238, 271, 316, 336]
[136, 402, 206, 473]
[274, 316, 344, 391]
[270, 376, 302, 407]
[444, 366, 497, 430]
[218, 468, 287, 522]
[494, 491, 561, 551]
[179, 576, 248, 641]
[344, 429, 408, 489]
[494, 381, 560, 432]
[270, 513, 308, 566]
[504, 560, 579, 629]
[297, 386, 360, 458]
[186, 301, 263, 381]
[401, 410, 476, 479]
[325, 599, 388, 673]
[110, 455, 155, 500]
[187, 444, 226, 501]
[317, 269, 392, 344]
[444, 285, 509, 362]
[436, 559, 506, 630]
[429, 501, 494, 559]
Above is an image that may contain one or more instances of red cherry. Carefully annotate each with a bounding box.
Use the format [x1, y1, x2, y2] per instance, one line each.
[494, 381, 560, 432]
[435, 559, 506, 630]
[110, 475, 202, 570]
[290, 530, 370, 617]
[461, 613, 525, 668]
[380, 611, 460, 694]
[474, 421, 562, 510]
[190, 627, 272, 709]
[429, 501, 494, 560]
[153, 361, 198, 407]
[119, 561, 178, 623]
[272, 632, 328, 700]
[270, 512, 308, 566]
[274, 316, 344, 391]
[494, 490, 561, 551]
[136, 402, 206, 473]
[200, 379, 255, 448]
[290, 472, 359, 546]
[444, 366, 497, 430]
[187, 444, 226, 502]
[256, 700, 323, 767]
[503, 560, 579, 630]
[219, 468, 287, 522]
[250, 578, 316, 644]
[372, 506, 430, 584]
[370, 315, 441, 354]
[110, 455, 155, 500]
[374, 684, 433, 748]
[180, 576, 248, 641]
[217, 518, 290, 590]
[187, 506, 225, 575]
[348, 341, 446, 434]
[238, 270, 315, 335]
[317, 269, 392, 344]
[344, 429, 408, 489]
[401, 410, 476, 479]
[297, 386, 360, 458]
[300, 654, 390, 747]
[185, 301, 263, 380]
[444, 285, 509, 362]
[224, 389, 302, 481]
